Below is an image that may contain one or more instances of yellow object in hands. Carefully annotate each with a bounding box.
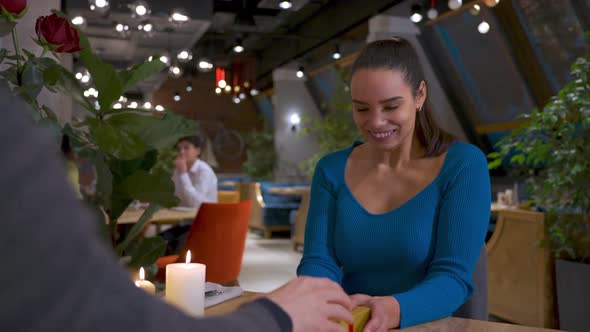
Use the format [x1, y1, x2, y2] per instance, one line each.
[339, 306, 371, 332]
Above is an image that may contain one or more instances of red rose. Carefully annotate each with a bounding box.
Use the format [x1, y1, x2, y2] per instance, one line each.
[0, 0, 26, 15]
[35, 13, 81, 53]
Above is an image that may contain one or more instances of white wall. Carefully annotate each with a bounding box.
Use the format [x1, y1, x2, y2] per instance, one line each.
[271, 66, 321, 181]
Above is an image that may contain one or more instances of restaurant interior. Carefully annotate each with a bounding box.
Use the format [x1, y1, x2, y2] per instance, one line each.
[1, 0, 589, 331]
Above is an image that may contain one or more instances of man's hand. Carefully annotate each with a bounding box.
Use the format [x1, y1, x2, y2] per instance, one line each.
[265, 277, 353, 332]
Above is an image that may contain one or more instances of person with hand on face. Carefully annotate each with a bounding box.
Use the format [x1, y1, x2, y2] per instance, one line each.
[297, 38, 491, 331]
[174, 135, 218, 208]
[0, 84, 354, 332]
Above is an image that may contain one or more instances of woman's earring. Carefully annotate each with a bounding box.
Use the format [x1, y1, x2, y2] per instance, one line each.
[417, 105, 423, 112]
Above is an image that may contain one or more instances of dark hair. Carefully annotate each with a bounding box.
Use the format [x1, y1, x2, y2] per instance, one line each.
[350, 38, 455, 157]
[176, 135, 202, 149]
[61, 134, 72, 155]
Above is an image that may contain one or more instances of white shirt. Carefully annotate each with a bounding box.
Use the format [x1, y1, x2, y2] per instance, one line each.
[173, 159, 218, 208]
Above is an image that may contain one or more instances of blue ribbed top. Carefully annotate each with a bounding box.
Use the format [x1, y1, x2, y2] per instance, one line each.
[296, 141, 491, 328]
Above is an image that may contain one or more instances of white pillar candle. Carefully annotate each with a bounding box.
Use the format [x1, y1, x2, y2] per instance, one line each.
[165, 250, 206, 317]
[135, 267, 156, 294]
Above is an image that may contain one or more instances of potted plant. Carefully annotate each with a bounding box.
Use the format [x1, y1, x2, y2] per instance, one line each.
[299, 67, 362, 177]
[488, 39, 590, 331]
[243, 119, 276, 181]
[0, 4, 197, 273]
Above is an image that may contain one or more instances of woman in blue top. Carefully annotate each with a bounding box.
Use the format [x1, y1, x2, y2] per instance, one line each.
[297, 38, 491, 330]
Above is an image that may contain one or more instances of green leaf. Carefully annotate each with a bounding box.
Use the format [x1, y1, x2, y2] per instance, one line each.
[120, 59, 166, 93]
[79, 49, 123, 112]
[119, 170, 179, 207]
[106, 112, 198, 151]
[115, 203, 160, 254]
[86, 118, 147, 160]
[488, 158, 502, 170]
[0, 48, 8, 64]
[21, 60, 44, 99]
[128, 236, 167, 269]
[43, 64, 96, 114]
[92, 152, 113, 211]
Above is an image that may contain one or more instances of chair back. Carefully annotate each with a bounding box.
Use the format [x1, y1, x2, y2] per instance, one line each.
[179, 200, 252, 284]
[453, 247, 488, 320]
[218, 190, 240, 203]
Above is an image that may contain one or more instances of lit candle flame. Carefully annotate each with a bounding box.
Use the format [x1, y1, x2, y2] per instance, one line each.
[186, 250, 191, 264]
[139, 267, 145, 281]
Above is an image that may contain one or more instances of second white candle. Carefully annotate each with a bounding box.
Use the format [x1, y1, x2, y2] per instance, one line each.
[165, 250, 206, 316]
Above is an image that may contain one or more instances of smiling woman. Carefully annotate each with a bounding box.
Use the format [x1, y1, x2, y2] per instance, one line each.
[297, 38, 491, 330]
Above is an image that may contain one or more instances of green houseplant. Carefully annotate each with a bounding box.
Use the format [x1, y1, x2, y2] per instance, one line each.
[243, 119, 276, 181]
[488, 41, 590, 330]
[0, 5, 197, 270]
[299, 67, 362, 177]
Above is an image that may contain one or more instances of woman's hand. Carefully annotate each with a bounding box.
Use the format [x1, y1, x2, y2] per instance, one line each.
[350, 294, 400, 332]
[175, 155, 188, 174]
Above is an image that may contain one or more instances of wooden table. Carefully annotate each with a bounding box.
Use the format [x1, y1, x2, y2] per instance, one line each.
[118, 208, 197, 232]
[268, 186, 310, 196]
[205, 292, 562, 332]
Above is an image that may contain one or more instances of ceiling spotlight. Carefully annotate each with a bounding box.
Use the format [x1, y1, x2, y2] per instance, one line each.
[118, 96, 128, 103]
[224, 85, 232, 93]
[143, 102, 152, 109]
[296, 66, 304, 78]
[170, 8, 190, 23]
[239, 92, 246, 100]
[155, 105, 165, 111]
[215, 87, 222, 94]
[233, 39, 244, 53]
[173, 92, 181, 102]
[427, 7, 438, 19]
[71, 16, 86, 28]
[89, 0, 109, 13]
[185, 82, 193, 92]
[151, 54, 171, 65]
[75, 72, 83, 80]
[115, 23, 130, 36]
[234, 85, 240, 93]
[115, 23, 124, 32]
[332, 45, 341, 60]
[131, 1, 150, 17]
[128, 101, 138, 109]
[113, 103, 122, 109]
[233, 96, 241, 104]
[478, 20, 490, 34]
[448, 0, 462, 10]
[169, 65, 183, 79]
[279, 0, 292, 9]
[177, 50, 193, 63]
[250, 89, 259, 96]
[243, 81, 250, 88]
[218, 79, 227, 89]
[81, 74, 90, 84]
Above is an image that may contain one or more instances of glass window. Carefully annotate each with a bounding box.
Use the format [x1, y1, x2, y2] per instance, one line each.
[513, 0, 590, 90]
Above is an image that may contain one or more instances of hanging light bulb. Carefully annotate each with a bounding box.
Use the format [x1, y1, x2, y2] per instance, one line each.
[224, 85, 232, 93]
[131, 1, 150, 18]
[128, 101, 138, 109]
[170, 8, 190, 23]
[177, 50, 193, 63]
[478, 20, 490, 34]
[427, 0, 438, 19]
[296, 66, 304, 78]
[279, 0, 292, 9]
[483, 0, 500, 7]
[155, 105, 165, 111]
[232, 96, 241, 104]
[448, 0, 462, 10]
[173, 92, 181, 102]
[233, 39, 244, 53]
[185, 82, 193, 92]
[113, 103, 123, 109]
[215, 87, 222, 94]
[469, 4, 481, 15]
[71, 16, 86, 28]
[89, 0, 109, 14]
[143, 102, 152, 109]
[139, 20, 155, 37]
[169, 65, 183, 79]
[332, 45, 341, 60]
[239, 92, 246, 100]
[250, 89, 259, 96]
[410, 4, 423, 23]
[218, 80, 227, 89]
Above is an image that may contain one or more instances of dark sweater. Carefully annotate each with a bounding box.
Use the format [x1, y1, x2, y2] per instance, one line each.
[0, 85, 291, 332]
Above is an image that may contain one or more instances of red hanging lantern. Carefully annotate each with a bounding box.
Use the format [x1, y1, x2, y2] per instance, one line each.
[215, 67, 226, 88]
